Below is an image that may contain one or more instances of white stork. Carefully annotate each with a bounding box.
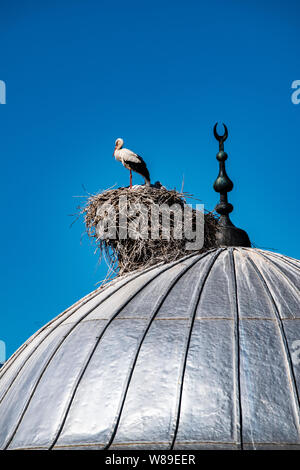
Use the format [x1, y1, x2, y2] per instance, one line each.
[113, 138, 151, 188]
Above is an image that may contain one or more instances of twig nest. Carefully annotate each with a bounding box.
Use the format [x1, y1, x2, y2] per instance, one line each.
[81, 185, 219, 276]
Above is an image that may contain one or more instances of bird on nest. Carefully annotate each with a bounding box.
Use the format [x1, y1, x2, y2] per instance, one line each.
[113, 138, 151, 188]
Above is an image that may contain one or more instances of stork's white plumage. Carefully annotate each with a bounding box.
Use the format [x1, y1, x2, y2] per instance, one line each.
[113, 138, 151, 188]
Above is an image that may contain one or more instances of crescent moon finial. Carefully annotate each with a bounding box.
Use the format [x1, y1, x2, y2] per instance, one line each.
[213, 122, 228, 148]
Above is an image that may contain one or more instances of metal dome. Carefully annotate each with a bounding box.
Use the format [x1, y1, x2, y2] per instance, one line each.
[0, 247, 300, 450]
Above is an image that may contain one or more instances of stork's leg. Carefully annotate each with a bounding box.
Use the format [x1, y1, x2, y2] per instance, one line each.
[130, 170, 132, 189]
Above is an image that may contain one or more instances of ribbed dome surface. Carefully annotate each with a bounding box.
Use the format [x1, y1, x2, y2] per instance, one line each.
[0, 247, 300, 450]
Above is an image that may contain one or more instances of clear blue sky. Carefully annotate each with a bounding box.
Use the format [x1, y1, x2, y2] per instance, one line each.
[0, 0, 299, 357]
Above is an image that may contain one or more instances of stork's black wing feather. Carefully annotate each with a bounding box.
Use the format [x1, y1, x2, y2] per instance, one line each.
[127, 155, 150, 183]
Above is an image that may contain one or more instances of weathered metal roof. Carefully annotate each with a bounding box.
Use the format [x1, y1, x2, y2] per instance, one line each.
[0, 247, 299, 450]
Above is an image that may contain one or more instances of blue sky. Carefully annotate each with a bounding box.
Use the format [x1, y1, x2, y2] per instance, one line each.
[0, 0, 299, 357]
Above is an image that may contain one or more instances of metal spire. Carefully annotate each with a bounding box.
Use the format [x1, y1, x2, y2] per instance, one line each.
[213, 123, 251, 247]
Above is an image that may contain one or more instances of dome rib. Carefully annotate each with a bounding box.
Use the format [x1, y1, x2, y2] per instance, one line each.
[266, 250, 300, 265]
[244, 252, 300, 435]
[170, 248, 223, 449]
[230, 249, 244, 449]
[262, 250, 300, 271]
[248, 249, 300, 304]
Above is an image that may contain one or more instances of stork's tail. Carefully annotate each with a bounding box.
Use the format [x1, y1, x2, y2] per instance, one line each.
[144, 169, 151, 186]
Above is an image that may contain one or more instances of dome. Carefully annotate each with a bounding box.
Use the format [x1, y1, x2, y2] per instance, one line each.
[0, 247, 299, 450]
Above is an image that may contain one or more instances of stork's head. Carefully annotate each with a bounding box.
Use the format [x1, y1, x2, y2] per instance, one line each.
[114, 138, 124, 155]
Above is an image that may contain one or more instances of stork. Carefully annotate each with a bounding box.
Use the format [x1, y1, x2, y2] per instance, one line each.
[113, 138, 151, 188]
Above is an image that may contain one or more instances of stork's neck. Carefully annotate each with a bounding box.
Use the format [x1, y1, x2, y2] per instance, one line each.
[114, 148, 123, 161]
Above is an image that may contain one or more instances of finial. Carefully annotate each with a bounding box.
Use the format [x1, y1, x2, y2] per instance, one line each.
[213, 123, 251, 247]
[213, 123, 233, 211]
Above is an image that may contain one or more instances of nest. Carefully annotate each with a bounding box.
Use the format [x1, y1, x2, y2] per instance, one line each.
[80, 185, 219, 276]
